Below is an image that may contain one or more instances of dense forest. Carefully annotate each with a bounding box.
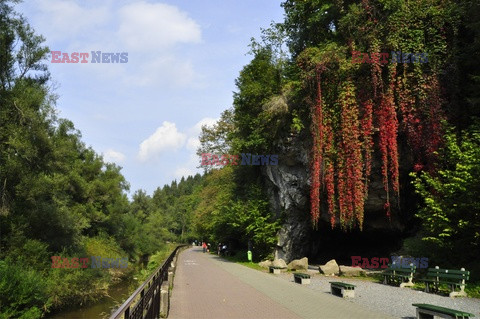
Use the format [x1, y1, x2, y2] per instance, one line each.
[1, 0, 480, 317]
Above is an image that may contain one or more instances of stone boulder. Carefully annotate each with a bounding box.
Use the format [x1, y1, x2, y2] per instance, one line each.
[339, 265, 366, 276]
[272, 258, 288, 269]
[287, 257, 308, 271]
[319, 259, 340, 276]
[258, 260, 273, 268]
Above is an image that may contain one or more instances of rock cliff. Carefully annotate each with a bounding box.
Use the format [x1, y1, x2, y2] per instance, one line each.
[263, 133, 406, 263]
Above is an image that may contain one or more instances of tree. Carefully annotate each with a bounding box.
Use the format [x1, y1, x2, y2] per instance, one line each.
[231, 46, 283, 154]
[411, 124, 480, 263]
[196, 109, 234, 160]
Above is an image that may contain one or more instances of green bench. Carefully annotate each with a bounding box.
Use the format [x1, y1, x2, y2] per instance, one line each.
[412, 303, 475, 319]
[329, 281, 356, 298]
[383, 262, 416, 288]
[419, 267, 469, 297]
[293, 273, 310, 285]
[269, 266, 282, 274]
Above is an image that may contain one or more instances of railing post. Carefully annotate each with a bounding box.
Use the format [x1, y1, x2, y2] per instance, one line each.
[140, 289, 144, 318]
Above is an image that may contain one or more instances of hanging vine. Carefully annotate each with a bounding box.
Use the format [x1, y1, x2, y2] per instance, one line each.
[377, 69, 400, 216]
[303, 0, 451, 229]
[309, 66, 324, 227]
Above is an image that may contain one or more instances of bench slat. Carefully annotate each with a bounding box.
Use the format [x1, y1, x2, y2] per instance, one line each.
[426, 268, 469, 275]
[330, 281, 355, 289]
[412, 303, 475, 317]
[383, 263, 416, 287]
[427, 273, 469, 281]
[294, 273, 310, 279]
[387, 268, 414, 273]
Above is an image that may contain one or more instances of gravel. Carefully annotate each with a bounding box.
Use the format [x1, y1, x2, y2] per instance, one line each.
[273, 268, 480, 318]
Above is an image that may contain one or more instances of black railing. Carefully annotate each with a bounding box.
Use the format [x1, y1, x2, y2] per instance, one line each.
[110, 245, 186, 319]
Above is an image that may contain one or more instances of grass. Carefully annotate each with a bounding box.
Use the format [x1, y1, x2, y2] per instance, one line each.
[234, 261, 266, 271]
[219, 251, 267, 271]
[465, 282, 480, 298]
[409, 281, 480, 298]
[135, 242, 179, 283]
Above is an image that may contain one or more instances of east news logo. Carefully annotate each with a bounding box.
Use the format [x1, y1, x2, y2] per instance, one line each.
[51, 51, 128, 63]
[51, 256, 128, 268]
[352, 51, 428, 64]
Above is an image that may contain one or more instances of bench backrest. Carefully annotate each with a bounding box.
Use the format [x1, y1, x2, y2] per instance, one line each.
[426, 268, 469, 281]
[412, 303, 475, 317]
[387, 263, 416, 273]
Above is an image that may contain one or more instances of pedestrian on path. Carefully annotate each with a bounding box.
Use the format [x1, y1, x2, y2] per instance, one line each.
[202, 242, 207, 253]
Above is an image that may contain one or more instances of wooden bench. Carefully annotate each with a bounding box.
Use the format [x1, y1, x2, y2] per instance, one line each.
[412, 303, 475, 319]
[383, 262, 416, 287]
[269, 266, 282, 274]
[293, 273, 310, 284]
[419, 267, 469, 297]
[329, 281, 356, 298]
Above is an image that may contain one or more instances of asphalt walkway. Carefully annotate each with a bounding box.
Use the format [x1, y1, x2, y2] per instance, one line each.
[168, 247, 395, 319]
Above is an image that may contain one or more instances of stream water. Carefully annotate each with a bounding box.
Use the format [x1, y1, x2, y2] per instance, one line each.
[47, 277, 137, 319]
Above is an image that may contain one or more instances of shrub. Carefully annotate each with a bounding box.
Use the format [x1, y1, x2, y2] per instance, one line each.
[0, 260, 48, 319]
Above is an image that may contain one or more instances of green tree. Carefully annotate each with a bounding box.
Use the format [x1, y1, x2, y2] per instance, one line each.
[411, 124, 480, 263]
[231, 46, 283, 154]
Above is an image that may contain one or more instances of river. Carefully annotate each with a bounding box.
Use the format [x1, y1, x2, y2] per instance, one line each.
[47, 277, 136, 319]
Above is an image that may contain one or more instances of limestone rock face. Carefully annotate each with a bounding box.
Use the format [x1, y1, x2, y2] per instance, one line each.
[258, 260, 272, 268]
[262, 136, 311, 263]
[288, 257, 308, 271]
[261, 133, 406, 263]
[339, 265, 366, 276]
[272, 258, 288, 269]
[319, 259, 340, 276]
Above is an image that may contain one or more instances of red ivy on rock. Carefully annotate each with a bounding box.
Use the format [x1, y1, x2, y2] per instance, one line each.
[309, 67, 324, 227]
[308, 59, 443, 228]
[307, 0, 445, 229]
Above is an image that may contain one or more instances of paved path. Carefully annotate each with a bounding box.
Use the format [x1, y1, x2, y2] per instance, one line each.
[169, 247, 395, 319]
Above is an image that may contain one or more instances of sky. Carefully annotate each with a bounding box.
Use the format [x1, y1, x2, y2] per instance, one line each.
[17, 0, 286, 196]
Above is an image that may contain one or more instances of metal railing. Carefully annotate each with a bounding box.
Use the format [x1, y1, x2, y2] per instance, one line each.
[109, 245, 186, 319]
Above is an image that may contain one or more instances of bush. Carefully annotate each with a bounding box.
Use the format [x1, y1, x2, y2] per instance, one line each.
[47, 266, 107, 309]
[0, 260, 48, 319]
[410, 125, 480, 266]
[4, 239, 50, 272]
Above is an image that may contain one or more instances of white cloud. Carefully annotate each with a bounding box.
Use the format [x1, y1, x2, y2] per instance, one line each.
[103, 149, 126, 163]
[186, 136, 200, 151]
[193, 117, 218, 132]
[116, 2, 203, 88]
[26, 1, 204, 88]
[33, 0, 110, 42]
[138, 121, 186, 162]
[118, 2, 202, 52]
[185, 117, 218, 151]
[174, 118, 219, 179]
[125, 55, 197, 87]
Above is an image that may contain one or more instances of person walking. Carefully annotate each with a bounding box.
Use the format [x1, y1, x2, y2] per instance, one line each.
[202, 242, 207, 253]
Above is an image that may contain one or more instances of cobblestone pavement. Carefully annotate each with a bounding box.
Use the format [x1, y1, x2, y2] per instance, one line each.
[168, 247, 394, 319]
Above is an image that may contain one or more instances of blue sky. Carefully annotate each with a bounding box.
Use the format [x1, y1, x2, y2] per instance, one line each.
[17, 0, 285, 195]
